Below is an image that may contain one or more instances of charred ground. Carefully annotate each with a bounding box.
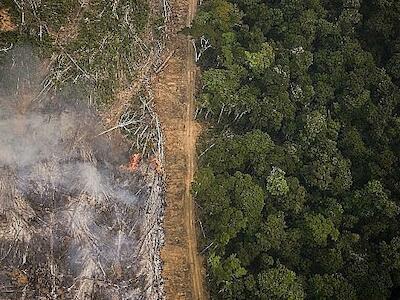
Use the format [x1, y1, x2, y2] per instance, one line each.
[0, 0, 168, 299]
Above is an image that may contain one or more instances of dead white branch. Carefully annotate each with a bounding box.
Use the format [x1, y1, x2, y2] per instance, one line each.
[155, 50, 175, 74]
[0, 43, 14, 53]
[192, 36, 211, 62]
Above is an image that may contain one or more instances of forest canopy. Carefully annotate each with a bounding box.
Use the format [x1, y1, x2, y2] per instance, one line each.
[191, 0, 400, 299]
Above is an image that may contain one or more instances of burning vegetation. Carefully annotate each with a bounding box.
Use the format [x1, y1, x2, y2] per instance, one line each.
[0, 50, 165, 299]
[0, 0, 173, 296]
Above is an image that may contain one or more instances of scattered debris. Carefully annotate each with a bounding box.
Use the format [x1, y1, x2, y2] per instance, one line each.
[9, 269, 29, 286]
[149, 156, 163, 174]
[0, 58, 166, 300]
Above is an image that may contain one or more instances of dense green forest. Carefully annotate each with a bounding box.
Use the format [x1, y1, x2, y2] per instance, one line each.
[190, 0, 400, 299]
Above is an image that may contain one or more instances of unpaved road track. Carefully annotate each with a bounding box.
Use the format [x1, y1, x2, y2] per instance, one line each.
[184, 0, 205, 299]
[153, 0, 206, 298]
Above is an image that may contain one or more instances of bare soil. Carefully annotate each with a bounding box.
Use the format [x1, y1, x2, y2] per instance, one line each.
[153, 0, 206, 298]
[0, 8, 16, 32]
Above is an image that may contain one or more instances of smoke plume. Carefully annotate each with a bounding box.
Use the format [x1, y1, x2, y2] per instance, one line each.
[0, 48, 164, 299]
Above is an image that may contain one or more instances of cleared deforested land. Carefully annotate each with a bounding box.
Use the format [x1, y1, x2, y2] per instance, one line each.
[0, 0, 171, 298]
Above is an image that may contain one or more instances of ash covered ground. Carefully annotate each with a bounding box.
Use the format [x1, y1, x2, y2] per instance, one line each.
[0, 49, 165, 299]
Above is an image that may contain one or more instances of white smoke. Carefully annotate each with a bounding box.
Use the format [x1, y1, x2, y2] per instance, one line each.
[0, 48, 164, 299]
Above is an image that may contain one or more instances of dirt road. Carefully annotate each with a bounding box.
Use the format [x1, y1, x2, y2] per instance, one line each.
[184, 2, 205, 300]
[153, 0, 206, 298]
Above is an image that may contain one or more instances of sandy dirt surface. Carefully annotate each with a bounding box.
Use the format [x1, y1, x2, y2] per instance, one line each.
[0, 8, 16, 32]
[153, 0, 207, 298]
